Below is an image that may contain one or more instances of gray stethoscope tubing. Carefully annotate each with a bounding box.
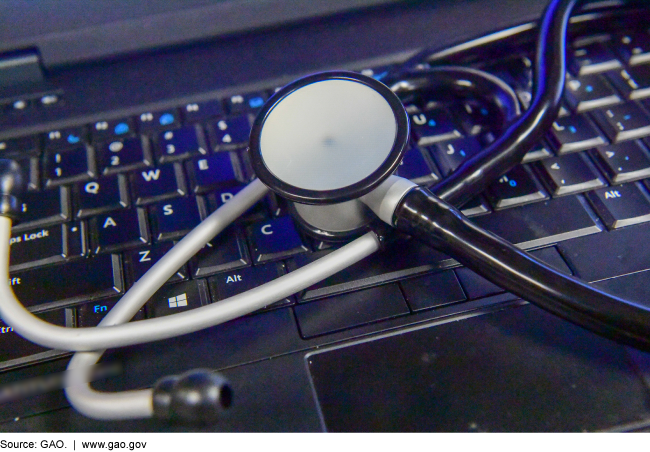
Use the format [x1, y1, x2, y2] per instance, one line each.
[0, 177, 403, 419]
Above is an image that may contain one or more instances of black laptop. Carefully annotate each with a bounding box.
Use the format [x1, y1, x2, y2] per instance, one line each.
[2, 0, 650, 432]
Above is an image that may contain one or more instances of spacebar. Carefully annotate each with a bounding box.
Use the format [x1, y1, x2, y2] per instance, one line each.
[10, 254, 124, 310]
[472, 195, 602, 249]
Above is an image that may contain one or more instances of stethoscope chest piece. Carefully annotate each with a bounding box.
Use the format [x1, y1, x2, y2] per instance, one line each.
[249, 71, 409, 239]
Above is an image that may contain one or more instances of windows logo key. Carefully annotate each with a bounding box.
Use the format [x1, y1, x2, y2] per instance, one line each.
[168, 293, 188, 308]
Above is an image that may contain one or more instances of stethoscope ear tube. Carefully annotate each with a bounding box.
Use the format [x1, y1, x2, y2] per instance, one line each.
[394, 186, 650, 351]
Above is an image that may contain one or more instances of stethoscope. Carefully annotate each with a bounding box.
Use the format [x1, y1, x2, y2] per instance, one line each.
[0, 0, 649, 425]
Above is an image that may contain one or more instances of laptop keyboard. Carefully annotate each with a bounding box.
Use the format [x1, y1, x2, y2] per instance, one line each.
[2, 4, 650, 424]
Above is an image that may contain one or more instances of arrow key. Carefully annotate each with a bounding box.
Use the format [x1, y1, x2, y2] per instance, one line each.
[587, 183, 650, 229]
[592, 141, 650, 183]
[537, 153, 605, 196]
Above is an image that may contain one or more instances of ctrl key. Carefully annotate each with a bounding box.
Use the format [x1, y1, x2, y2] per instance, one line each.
[0, 309, 69, 364]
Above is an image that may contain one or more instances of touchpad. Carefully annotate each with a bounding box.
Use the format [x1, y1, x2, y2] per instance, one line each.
[307, 304, 650, 432]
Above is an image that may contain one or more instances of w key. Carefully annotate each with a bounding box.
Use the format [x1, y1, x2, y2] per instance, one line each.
[131, 163, 187, 205]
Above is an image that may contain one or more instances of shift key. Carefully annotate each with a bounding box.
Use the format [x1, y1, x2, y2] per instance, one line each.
[10, 254, 123, 310]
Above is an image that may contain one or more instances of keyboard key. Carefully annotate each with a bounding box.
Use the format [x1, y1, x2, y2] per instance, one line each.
[43, 127, 86, 150]
[451, 99, 508, 136]
[44, 146, 95, 187]
[226, 92, 268, 114]
[91, 118, 134, 141]
[570, 41, 622, 76]
[189, 227, 250, 277]
[564, 74, 621, 112]
[65, 221, 86, 259]
[430, 137, 482, 176]
[149, 197, 202, 241]
[537, 153, 605, 196]
[124, 242, 187, 287]
[207, 185, 268, 222]
[607, 66, 650, 100]
[14, 156, 39, 191]
[76, 296, 144, 327]
[186, 152, 242, 194]
[73, 174, 130, 218]
[9, 254, 123, 309]
[459, 196, 490, 217]
[486, 165, 547, 209]
[591, 140, 650, 183]
[409, 109, 462, 146]
[0, 309, 68, 363]
[247, 216, 308, 263]
[208, 262, 292, 310]
[89, 208, 150, 253]
[455, 267, 504, 299]
[182, 100, 224, 123]
[294, 284, 409, 338]
[9, 224, 66, 271]
[209, 116, 251, 150]
[399, 270, 466, 311]
[395, 147, 440, 185]
[14, 187, 71, 233]
[137, 109, 181, 132]
[146, 280, 209, 318]
[98, 136, 153, 174]
[559, 222, 650, 282]
[548, 115, 606, 154]
[587, 183, 650, 229]
[613, 33, 650, 66]
[472, 195, 601, 249]
[131, 163, 187, 205]
[522, 141, 554, 163]
[155, 125, 208, 163]
[592, 102, 650, 143]
[0, 135, 39, 157]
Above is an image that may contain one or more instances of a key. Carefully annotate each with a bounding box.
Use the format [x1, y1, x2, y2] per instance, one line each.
[570, 41, 622, 76]
[208, 262, 292, 310]
[97, 136, 152, 174]
[73, 174, 129, 218]
[247, 216, 309, 263]
[409, 109, 462, 146]
[89, 208, 150, 253]
[189, 226, 250, 277]
[226, 92, 268, 114]
[522, 141, 554, 163]
[9, 224, 67, 272]
[430, 137, 482, 176]
[146, 280, 209, 318]
[210, 115, 251, 150]
[486, 165, 547, 209]
[294, 284, 409, 338]
[131, 163, 187, 205]
[155, 125, 208, 163]
[591, 102, 650, 143]
[13, 187, 71, 233]
[137, 109, 181, 132]
[182, 100, 224, 123]
[43, 127, 86, 151]
[399, 270, 466, 312]
[76, 296, 145, 327]
[149, 197, 203, 241]
[591, 140, 650, 183]
[459, 196, 490, 217]
[537, 153, 605, 196]
[564, 74, 621, 112]
[613, 33, 650, 66]
[396, 147, 440, 185]
[9, 254, 123, 309]
[124, 242, 187, 287]
[548, 115, 606, 154]
[186, 152, 242, 194]
[44, 146, 95, 187]
[607, 66, 650, 100]
[587, 183, 650, 229]
[0, 309, 68, 364]
[0, 135, 39, 157]
[91, 118, 134, 142]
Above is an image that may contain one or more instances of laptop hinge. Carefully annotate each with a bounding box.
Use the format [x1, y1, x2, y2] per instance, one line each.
[0, 51, 44, 88]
